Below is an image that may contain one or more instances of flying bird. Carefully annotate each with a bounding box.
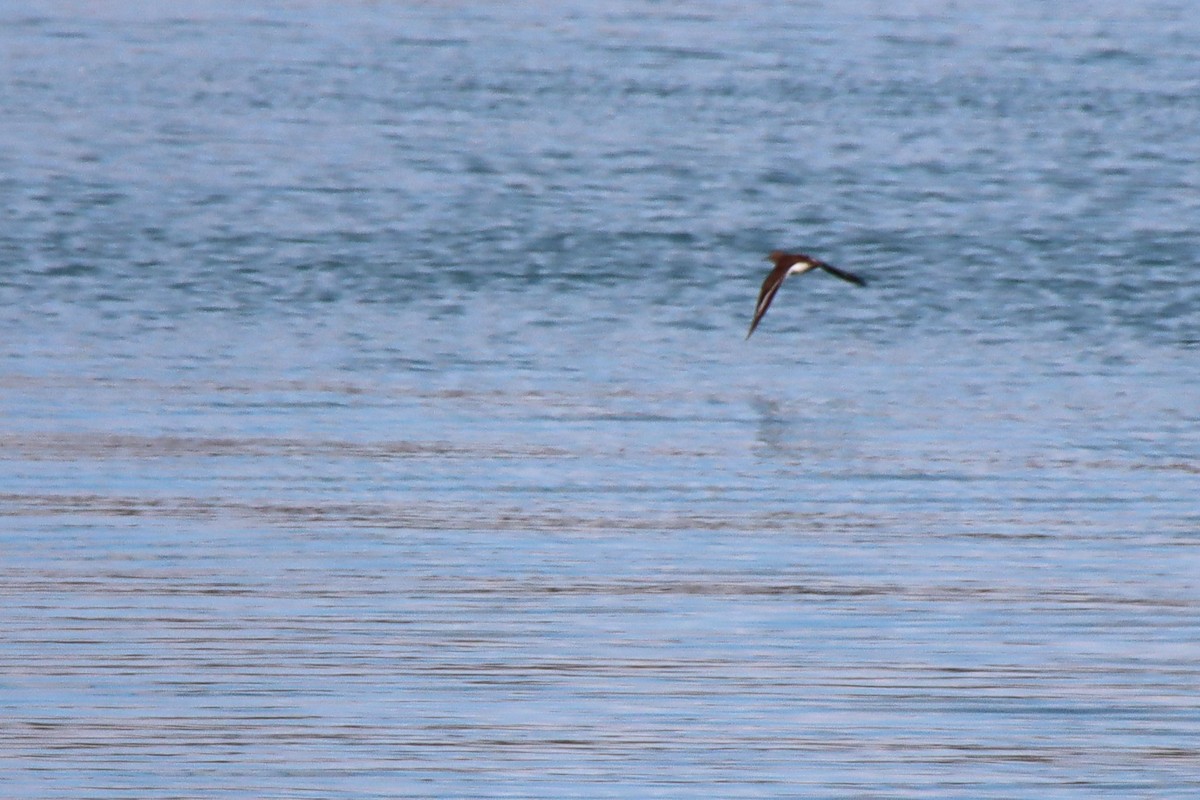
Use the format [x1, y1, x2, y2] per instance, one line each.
[746, 251, 866, 339]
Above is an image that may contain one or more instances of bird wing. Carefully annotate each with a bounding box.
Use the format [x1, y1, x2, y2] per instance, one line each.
[746, 264, 790, 339]
[817, 262, 867, 287]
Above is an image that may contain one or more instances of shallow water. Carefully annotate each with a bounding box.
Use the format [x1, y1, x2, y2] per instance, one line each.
[2, 2, 1199, 797]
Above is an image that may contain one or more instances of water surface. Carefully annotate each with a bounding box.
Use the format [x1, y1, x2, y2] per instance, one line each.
[1, 2, 1198, 797]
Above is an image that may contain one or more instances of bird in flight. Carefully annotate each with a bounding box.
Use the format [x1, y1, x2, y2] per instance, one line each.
[746, 251, 867, 339]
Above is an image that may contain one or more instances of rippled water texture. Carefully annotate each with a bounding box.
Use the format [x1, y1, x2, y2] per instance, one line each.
[1, 2, 1198, 797]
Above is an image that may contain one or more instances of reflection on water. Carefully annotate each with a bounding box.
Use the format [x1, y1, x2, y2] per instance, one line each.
[3, 366, 1198, 797]
[2, 1, 1200, 797]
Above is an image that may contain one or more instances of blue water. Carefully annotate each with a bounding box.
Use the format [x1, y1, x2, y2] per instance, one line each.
[2, 2, 1198, 797]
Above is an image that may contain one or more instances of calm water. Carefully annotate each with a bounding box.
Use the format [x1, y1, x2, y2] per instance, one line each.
[2, 2, 1199, 797]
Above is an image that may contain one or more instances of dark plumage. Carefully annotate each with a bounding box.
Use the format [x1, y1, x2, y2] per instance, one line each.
[746, 251, 866, 339]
